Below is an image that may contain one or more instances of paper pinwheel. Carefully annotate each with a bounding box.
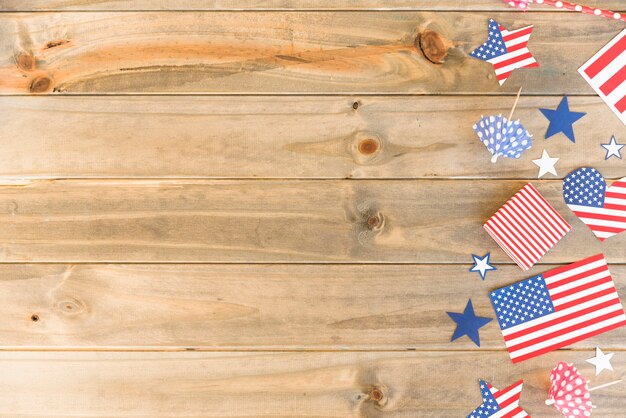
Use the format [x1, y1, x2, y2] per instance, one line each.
[473, 115, 532, 163]
[546, 362, 594, 417]
[466, 379, 530, 418]
[503, 1, 626, 23]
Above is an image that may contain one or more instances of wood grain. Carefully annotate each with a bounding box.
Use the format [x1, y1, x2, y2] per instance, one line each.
[2, 263, 624, 350]
[0, 12, 623, 94]
[0, 350, 624, 417]
[2, 0, 624, 11]
[0, 179, 624, 263]
[0, 95, 622, 179]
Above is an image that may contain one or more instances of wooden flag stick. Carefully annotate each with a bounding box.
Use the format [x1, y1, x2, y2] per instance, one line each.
[507, 87, 523, 121]
[589, 379, 623, 392]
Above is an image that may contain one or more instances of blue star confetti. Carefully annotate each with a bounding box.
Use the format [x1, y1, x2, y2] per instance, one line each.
[469, 253, 497, 280]
[602, 135, 624, 160]
[539, 96, 586, 143]
[447, 299, 492, 347]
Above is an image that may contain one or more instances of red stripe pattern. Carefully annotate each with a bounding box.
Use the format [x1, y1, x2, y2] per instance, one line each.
[484, 183, 571, 271]
[578, 29, 626, 125]
[490, 254, 626, 363]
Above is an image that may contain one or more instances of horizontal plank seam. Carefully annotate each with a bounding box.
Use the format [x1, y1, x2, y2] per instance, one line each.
[1, 9, 625, 13]
[0, 93, 601, 98]
[0, 348, 621, 352]
[0, 262, 624, 266]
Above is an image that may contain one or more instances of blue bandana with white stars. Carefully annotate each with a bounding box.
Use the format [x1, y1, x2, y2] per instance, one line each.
[467, 380, 501, 418]
[563, 167, 607, 208]
[490, 274, 555, 330]
[470, 19, 507, 61]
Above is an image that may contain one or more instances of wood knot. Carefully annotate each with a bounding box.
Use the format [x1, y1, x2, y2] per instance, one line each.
[368, 386, 387, 407]
[365, 211, 384, 232]
[367, 215, 380, 229]
[16, 52, 36, 71]
[416, 29, 452, 64]
[358, 139, 379, 155]
[352, 101, 360, 110]
[30, 314, 40, 322]
[57, 298, 85, 315]
[30, 76, 52, 93]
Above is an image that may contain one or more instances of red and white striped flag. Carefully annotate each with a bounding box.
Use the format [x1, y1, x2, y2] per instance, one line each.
[484, 183, 571, 271]
[470, 19, 539, 85]
[490, 254, 626, 363]
[578, 29, 626, 125]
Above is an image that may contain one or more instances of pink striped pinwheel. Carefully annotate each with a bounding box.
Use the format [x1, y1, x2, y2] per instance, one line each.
[503, 0, 626, 22]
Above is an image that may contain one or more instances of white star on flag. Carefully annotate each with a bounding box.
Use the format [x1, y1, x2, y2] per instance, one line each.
[586, 347, 615, 375]
[532, 149, 559, 178]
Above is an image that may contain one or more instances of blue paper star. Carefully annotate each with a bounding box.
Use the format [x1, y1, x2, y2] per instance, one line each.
[469, 253, 497, 280]
[602, 135, 624, 160]
[539, 96, 586, 143]
[447, 299, 492, 347]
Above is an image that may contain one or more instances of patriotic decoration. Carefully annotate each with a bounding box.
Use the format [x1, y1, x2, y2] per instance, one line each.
[466, 379, 530, 418]
[447, 299, 493, 347]
[586, 347, 615, 376]
[469, 252, 497, 280]
[545, 362, 593, 418]
[473, 115, 533, 162]
[601, 135, 624, 160]
[578, 29, 626, 126]
[484, 183, 571, 271]
[563, 168, 626, 241]
[539, 96, 586, 143]
[470, 19, 539, 85]
[490, 254, 626, 363]
[504, 0, 626, 23]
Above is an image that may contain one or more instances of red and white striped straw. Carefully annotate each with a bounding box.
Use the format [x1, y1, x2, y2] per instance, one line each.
[505, 0, 626, 22]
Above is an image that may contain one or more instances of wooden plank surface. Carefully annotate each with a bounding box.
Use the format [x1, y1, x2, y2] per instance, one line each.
[0, 350, 623, 417]
[2, 263, 624, 350]
[0, 12, 623, 94]
[2, 0, 624, 11]
[0, 95, 622, 179]
[0, 179, 623, 263]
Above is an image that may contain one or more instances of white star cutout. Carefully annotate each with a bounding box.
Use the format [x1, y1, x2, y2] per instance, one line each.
[586, 347, 614, 376]
[469, 253, 496, 280]
[601, 135, 624, 160]
[532, 149, 559, 178]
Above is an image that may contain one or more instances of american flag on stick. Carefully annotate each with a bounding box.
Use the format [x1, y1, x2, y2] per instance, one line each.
[470, 19, 539, 85]
[466, 379, 529, 418]
[484, 183, 571, 271]
[490, 254, 626, 363]
[579, 29, 626, 125]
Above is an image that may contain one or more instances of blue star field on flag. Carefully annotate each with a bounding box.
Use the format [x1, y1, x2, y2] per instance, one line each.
[447, 299, 492, 347]
[539, 96, 586, 143]
[563, 167, 606, 208]
[470, 19, 507, 61]
[490, 274, 554, 331]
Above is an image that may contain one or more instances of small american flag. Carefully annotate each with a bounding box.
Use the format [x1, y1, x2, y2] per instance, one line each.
[563, 168, 626, 241]
[484, 184, 571, 271]
[467, 380, 529, 418]
[578, 29, 626, 125]
[490, 254, 626, 363]
[470, 19, 539, 85]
